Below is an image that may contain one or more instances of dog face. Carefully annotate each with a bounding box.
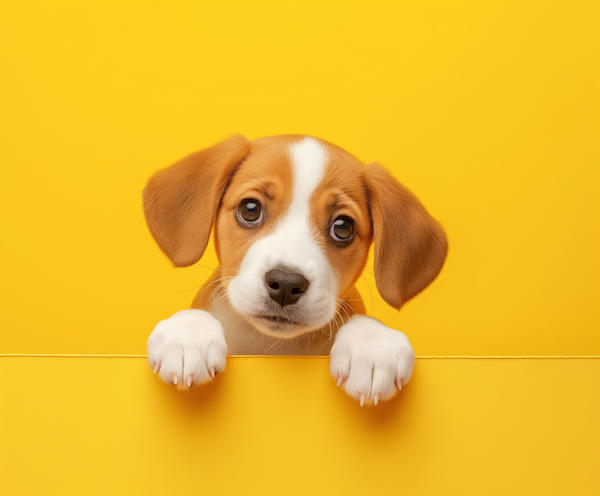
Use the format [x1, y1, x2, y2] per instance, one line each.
[218, 136, 372, 337]
[143, 135, 447, 339]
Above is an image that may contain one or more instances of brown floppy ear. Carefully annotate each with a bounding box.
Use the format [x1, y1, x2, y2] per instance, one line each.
[143, 135, 251, 267]
[363, 162, 448, 309]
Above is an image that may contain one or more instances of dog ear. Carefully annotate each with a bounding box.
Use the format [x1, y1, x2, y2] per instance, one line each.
[363, 162, 448, 309]
[143, 135, 251, 267]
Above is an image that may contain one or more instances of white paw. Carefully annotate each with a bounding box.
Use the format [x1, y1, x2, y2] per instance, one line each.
[329, 315, 415, 406]
[147, 309, 227, 391]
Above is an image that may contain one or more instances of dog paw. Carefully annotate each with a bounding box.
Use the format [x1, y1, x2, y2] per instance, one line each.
[147, 309, 227, 391]
[329, 315, 415, 406]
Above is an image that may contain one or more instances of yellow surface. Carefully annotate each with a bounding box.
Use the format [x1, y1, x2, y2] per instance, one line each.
[0, 357, 598, 496]
[0, 1, 599, 356]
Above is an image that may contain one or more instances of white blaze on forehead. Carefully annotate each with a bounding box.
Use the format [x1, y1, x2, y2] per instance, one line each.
[287, 137, 328, 225]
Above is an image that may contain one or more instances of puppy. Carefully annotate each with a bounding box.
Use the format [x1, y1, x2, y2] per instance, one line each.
[143, 135, 447, 405]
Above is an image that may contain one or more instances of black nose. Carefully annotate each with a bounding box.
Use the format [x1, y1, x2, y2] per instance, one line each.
[265, 269, 309, 307]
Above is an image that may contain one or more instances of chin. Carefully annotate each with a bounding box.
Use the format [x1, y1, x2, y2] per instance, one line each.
[244, 312, 325, 339]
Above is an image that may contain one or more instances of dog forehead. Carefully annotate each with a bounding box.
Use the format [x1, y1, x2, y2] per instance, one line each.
[229, 135, 366, 218]
[246, 135, 328, 178]
[228, 136, 327, 206]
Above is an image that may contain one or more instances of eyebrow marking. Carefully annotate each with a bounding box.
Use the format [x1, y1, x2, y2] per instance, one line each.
[328, 192, 347, 210]
[239, 182, 274, 201]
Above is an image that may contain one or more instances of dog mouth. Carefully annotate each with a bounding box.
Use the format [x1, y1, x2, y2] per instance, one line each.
[251, 313, 304, 327]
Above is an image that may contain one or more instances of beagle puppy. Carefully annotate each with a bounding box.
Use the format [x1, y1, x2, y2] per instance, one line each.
[143, 135, 447, 405]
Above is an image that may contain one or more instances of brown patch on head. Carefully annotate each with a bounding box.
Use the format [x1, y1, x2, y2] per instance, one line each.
[215, 136, 301, 275]
[308, 141, 373, 299]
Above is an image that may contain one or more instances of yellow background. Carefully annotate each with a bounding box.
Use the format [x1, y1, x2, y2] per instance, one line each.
[0, 0, 598, 356]
[1, 1, 599, 495]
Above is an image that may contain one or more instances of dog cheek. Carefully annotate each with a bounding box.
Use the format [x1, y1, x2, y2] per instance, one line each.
[328, 240, 370, 297]
[227, 272, 267, 316]
[226, 278, 251, 315]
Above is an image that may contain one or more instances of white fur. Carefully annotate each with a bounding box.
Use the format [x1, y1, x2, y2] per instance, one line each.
[227, 137, 338, 337]
[288, 137, 328, 217]
[329, 315, 415, 405]
[147, 309, 227, 387]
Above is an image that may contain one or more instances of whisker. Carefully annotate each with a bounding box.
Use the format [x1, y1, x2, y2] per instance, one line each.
[207, 279, 235, 312]
[209, 282, 232, 309]
[360, 273, 374, 316]
[264, 336, 283, 355]
[178, 285, 205, 294]
[198, 276, 236, 306]
[333, 296, 353, 320]
[180, 275, 236, 295]
[211, 283, 227, 309]
[361, 266, 375, 278]
[194, 263, 239, 274]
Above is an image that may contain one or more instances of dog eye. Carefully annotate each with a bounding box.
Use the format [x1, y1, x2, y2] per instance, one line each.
[330, 217, 354, 241]
[238, 200, 262, 224]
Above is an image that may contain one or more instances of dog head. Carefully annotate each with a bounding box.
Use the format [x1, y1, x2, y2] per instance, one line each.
[143, 135, 448, 338]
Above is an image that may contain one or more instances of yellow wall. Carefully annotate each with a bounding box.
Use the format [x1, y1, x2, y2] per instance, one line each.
[0, 0, 598, 356]
[1, 1, 599, 494]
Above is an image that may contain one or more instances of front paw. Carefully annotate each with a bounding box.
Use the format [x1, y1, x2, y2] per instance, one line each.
[147, 309, 227, 391]
[329, 315, 415, 406]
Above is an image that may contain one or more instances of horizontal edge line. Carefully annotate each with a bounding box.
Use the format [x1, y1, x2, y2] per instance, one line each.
[416, 355, 600, 359]
[0, 354, 598, 359]
[0, 354, 148, 358]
